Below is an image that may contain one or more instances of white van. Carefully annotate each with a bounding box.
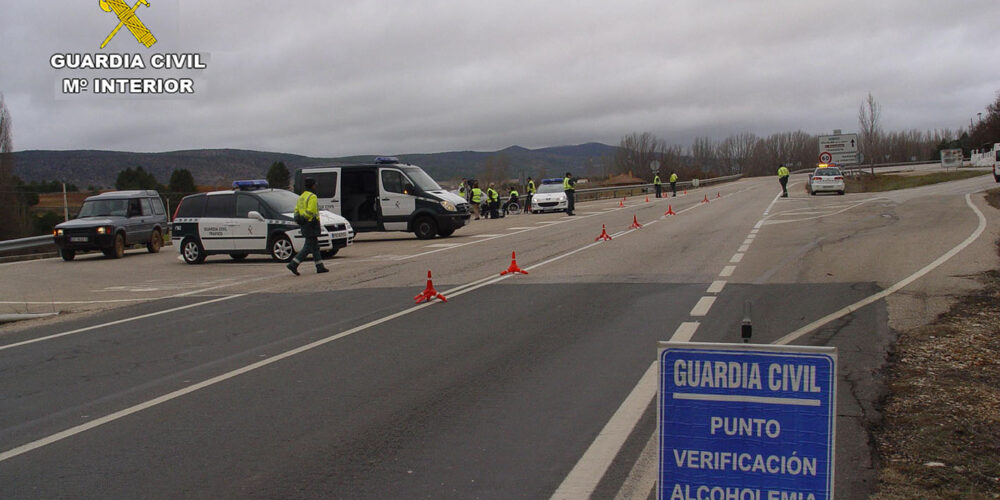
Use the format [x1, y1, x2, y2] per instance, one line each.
[294, 157, 471, 239]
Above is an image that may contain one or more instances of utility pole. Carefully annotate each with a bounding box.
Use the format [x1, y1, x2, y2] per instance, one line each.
[62, 182, 69, 221]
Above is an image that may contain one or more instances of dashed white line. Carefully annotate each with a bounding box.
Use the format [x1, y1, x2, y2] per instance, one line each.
[719, 266, 736, 277]
[670, 321, 700, 342]
[730, 253, 744, 263]
[707, 280, 727, 294]
[738, 244, 750, 253]
[689, 296, 716, 317]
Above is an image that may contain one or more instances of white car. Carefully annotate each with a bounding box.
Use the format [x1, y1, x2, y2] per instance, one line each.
[807, 166, 846, 195]
[530, 183, 568, 213]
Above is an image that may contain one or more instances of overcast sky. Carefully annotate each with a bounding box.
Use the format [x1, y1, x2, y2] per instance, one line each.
[1, 1, 998, 157]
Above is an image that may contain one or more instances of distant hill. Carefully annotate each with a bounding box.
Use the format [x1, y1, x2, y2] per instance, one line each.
[11, 143, 618, 189]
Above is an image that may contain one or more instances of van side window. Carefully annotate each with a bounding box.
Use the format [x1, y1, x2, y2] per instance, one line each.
[128, 198, 142, 217]
[140, 198, 153, 216]
[313, 172, 338, 198]
[176, 195, 206, 218]
[236, 194, 261, 218]
[381, 170, 414, 195]
[204, 194, 235, 218]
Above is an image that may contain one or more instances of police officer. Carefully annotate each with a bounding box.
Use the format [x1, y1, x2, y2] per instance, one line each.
[471, 182, 483, 220]
[458, 179, 467, 200]
[525, 177, 536, 215]
[777, 164, 790, 197]
[654, 173, 662, 198]
[287, 177, 328, 275]
[563, 172, 576, 216]
[670, 172, 678, 197]
[487, 183, 500, 219]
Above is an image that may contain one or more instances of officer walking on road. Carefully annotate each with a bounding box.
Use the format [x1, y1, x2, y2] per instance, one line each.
[654, 173, 662, 198]
[777, 164, 790, 198]
[670, 172, 678, 197]
[487, 183, 500, 219]
[564, 172, 576, 216]
[287, 177, 328, 275]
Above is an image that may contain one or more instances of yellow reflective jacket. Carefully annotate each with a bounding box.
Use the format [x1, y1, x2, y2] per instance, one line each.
[295, 191, 318, 221]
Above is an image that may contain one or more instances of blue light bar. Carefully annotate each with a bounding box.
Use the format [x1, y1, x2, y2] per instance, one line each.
[232, 179, 269, 190]
[374, 156, 400, 164]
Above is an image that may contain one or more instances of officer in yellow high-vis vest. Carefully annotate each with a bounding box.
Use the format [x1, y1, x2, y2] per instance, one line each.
[287, 177, 328, 275]
[525, 177, 536, 215]
[471, 182, 483, 220]
[563, 172, 576, 216]
[670, 172, 678, 197]
[777, 164, 790, 197]
[654, 173, 662, 198]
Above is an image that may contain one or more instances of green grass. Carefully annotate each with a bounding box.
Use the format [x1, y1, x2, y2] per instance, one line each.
[844, 170, 990, 193]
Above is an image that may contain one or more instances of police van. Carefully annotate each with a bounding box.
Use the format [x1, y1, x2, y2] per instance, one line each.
[172, 180, 353, 264]
[294, 157, 471, 239]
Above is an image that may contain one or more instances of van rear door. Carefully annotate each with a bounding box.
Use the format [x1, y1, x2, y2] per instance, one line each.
[378, 168, 416, 231]
[309, 170, 341, 216]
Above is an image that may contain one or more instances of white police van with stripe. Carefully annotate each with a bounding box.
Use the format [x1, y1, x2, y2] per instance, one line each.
[294, 157, 471, 240]
[172, 181, 353, 264]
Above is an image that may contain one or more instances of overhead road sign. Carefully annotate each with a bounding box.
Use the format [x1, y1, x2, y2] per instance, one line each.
[818, 134, 859, 165]
[658, 342, 837, 500]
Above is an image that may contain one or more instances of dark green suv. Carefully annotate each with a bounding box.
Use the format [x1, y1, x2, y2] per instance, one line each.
[53, 190, 169, 261]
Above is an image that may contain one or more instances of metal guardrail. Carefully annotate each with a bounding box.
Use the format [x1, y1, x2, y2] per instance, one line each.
[573, 173, 743, 202]
[0, 235, 53, 253]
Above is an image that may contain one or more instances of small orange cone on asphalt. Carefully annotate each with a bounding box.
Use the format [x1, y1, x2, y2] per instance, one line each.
[717, 192, 721, 199]
[645, 196, 649, 202]
[664, 205, 676, 216]
[702, 195, 710, 203]
[414, 270, 447, 303]
[630, 215, 643, 229]
[595, 224, 613, 241]
[618, 198, 625, 208]
[684, 190, 688, 195]
[500, 251, 529, 276]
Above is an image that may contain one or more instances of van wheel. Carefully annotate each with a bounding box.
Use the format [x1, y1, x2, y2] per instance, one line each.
[270, 235, 295, 262]
[438, 227, 455, 237]
[60, 248, 76, 261]
[147, 229, 162, 253]
[414, 217, 437, 240]
[182, 238, 206, 264]
[229, 253, 248, 261]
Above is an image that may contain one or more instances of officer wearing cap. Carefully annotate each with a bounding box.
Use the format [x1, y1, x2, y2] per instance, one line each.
[563, 172, 576, 216]
[777, 164, 790, 197]
[287, 177, 329, 275]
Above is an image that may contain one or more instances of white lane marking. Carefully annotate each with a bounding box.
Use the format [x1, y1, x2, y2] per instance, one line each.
[689, 297, 716, 317]
[471, 233, 505, 237]
[775, 192, 988, 345]
[424, 243, 463, 248]
[761, 190, 784, 217]
[613, 430, 658, 500]
[750, 229, 759, 234]
[746, 234, 756, 240]
[507, 227, 533, 230]
[719, 266, 735, 277]
[536, 221, 561, 225]
[0, 295, 245, 352]
[738, 244, 750, 253]
[730, 253, 744, 263]
[0, 298, 148, 305]
[550, 362, 657, 500]
[707, 280, 726, 294]
[670, 322, 700, 342]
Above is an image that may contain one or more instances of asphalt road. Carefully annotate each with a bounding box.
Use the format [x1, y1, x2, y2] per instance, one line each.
[1, 170, 998, 498]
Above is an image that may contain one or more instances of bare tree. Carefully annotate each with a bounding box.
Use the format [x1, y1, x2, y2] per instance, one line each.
[858, 92, 883, 173]
[717, 132, 758, 174]
[615, 132, 664, 180]
[0, 92, 20, 239]
[690, 136, 716, 174]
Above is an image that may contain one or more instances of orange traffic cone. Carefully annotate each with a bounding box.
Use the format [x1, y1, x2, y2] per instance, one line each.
[717, 192, 721, 199]
[664, 205, 676, 216]
[630, 215, 642, 229]
[414, 270, 447, 303]
[618, 198, 624, 208]
[684, 190, 688, 195]
[645, 196, 649, 202]
[500, 251, 529, 276]
[702, 195, 710, 203]
[595, 224, 612, 241]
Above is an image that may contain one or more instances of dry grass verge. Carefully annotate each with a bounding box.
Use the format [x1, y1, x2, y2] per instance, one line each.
[873, 190, 1000, 499]
[845, 171, 989, 193]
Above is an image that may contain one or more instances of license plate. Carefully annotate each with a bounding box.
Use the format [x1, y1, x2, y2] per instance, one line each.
[70, 236, 88, 242]
[331, 231, 347, 239]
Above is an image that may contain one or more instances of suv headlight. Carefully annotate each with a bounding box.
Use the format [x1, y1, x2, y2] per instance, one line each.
[440, 200, 457, 212]
[54, 229, 64, 236]
[97, 226, 108, 234]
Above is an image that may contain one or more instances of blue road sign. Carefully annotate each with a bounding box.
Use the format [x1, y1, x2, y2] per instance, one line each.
[658, 343, 837, 500]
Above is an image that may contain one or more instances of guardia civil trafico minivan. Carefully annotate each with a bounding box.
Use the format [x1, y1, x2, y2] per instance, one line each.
[294, 157, 471, 239]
